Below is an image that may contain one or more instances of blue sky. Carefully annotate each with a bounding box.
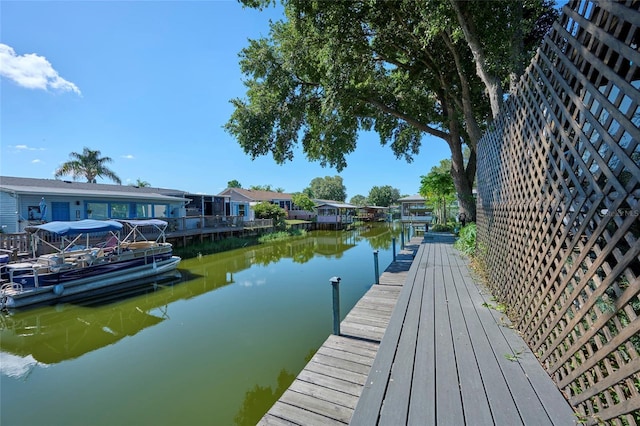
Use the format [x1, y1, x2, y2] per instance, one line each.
[1, 1, 451, 200]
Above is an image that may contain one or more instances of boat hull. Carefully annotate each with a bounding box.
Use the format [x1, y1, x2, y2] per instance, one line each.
[1, 256, 181, 310]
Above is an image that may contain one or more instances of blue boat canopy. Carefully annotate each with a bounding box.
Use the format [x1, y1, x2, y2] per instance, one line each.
[25, 219, 123, 236]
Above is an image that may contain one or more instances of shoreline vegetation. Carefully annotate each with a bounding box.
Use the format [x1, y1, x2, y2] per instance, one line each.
[173, 228, 308, 260]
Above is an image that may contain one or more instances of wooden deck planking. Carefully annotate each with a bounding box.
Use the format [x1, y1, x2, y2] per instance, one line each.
[452, 252, 578, 424]
[261, 234, 577, 425]
[351, 235, 577, 425]
[257, 238, 423, 425]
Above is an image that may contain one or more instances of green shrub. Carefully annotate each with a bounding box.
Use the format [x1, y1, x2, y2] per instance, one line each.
[454, 223, 476, 256]
[258, 229, 306, 243]
[431, 223, 454, 232]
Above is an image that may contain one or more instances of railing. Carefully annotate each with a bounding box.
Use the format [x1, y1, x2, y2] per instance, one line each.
[0, 216, 275, 256]
[0, 233, 29, 258]
[476, 2, 639, 424]
[242, 219, 273, 228]
[165, 215, 246, 232]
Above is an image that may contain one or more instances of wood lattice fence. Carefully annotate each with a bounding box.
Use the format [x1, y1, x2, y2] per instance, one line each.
[476, 1, 640, 424]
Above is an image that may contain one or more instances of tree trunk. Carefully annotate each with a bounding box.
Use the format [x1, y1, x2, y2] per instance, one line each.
[449, 0, 504, 120]
[447, 110, 477, 223]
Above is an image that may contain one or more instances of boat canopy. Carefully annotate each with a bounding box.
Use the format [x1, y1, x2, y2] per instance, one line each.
[117, 219, 168, 243]
[25, 219, 123, 236]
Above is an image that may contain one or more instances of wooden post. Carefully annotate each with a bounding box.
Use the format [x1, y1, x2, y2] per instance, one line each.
[330, 276, 341, 335]
[392, 237, 396, 261]
[373, 250, 379, 284]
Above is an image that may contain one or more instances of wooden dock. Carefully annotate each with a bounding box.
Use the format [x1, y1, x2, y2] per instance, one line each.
[257, 238, 422, 425]
[259, 234, 577, 425]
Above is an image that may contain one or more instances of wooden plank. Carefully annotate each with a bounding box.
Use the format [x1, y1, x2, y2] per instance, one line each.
[288, 380, 359, 410]
[349, 243, 429, 426]
[339, 326, 385, 342]
[433, 241, 465, 424]
[322, 335, 379, 359]
[261, 399, 345, 426]
[378, 253, 425, 424]
[311, 353, 372, 376]
[454, 253, 577, 425]
[296, 369, 363, 397]
[342, 313, 391, 328]
[304, 359, 369, 386]
[408, 239, 436, 424]
[444, 245, 524, 425]
[258, 412, 299, 425]
[443, 245, 494, 425]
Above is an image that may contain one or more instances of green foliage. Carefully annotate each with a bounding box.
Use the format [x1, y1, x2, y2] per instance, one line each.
[253, 202, 287, 229]
[129, 178, 150, 187]
[258, 228, 307, 243]
[431, 223, 454, 232]
[420, 159, 456, 224]
[454, 222, 477, 256]
[173, 237, 258, 259]
[291, 192, 315, 211]
[55, 147, 122, 184]
[249, 184, 284, 192]
[173, 229, 308, 259]
[503, 347, 525, 362]
[229, 1, 555, 223]
[305, 176, 346, 201]
[227, 180, 242, 188]
[368, 185, 400, 207]
[349, 194, 368, 206]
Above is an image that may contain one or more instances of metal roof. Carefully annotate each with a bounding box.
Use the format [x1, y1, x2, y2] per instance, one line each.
[0, 176, 188, 202]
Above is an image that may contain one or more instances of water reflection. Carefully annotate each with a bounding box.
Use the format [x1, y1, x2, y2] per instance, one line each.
[0, 226, 398, 380]
[234, 369, 296, 426]
[1, 224, 401, 426]
[234, 348, 316, 425]
[0, 273, 184, 378]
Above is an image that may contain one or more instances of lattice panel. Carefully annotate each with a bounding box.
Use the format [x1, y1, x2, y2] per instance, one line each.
[476, 1, 640, 424]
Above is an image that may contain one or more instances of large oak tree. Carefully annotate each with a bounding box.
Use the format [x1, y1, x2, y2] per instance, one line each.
[226, 0, 557, 221]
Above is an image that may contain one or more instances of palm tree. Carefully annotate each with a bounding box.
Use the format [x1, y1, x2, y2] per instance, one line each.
[55, 147, 122, 184]
[130, 178, 150, 187]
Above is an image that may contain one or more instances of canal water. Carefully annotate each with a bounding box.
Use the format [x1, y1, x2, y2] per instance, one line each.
[0, 223, 407, 426]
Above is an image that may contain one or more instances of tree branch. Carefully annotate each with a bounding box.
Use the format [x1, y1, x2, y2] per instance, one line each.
[364, 97, 449, 140]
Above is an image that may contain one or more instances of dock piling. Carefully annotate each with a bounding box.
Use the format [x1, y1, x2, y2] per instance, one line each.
[330, 276, 341, 335]
[392, 237, 396, 261]
[373, 250, 379, 284]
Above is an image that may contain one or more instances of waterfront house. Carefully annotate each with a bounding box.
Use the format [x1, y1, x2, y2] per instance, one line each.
[0, 176, 189, 233]
[398, 194, 433, 225]
[217, 188, 316, 221]
[315, 200, 357, 229]
[357, 205, 389, 222]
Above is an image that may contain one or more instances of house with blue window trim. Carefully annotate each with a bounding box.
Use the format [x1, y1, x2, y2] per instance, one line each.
[0, 176, 189, 233]
[217, 188, 300, 220]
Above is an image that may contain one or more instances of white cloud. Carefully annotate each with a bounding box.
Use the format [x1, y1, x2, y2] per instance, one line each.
[13, 144, 43, 151]
[122, 154, 135, 160]
[0, 43, 81, 95]
[31, 159, 42, 164]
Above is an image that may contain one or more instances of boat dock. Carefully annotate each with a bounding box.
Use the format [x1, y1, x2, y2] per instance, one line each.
[258, 233, 577, 425]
